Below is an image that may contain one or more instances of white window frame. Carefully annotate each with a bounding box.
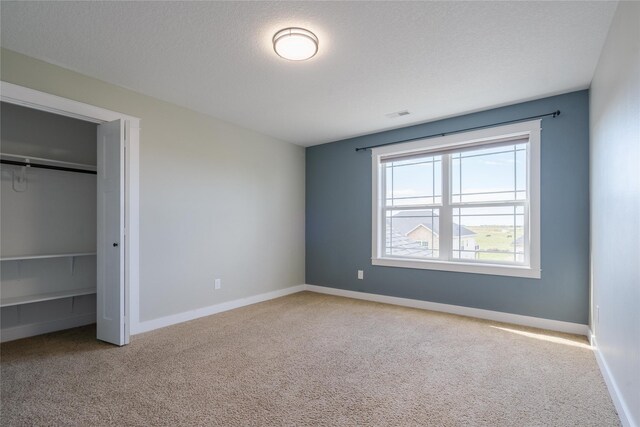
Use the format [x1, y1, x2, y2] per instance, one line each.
[371, 120, 541, 279]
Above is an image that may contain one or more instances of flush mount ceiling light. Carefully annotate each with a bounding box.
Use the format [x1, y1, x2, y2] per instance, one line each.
[273, 27, 319, 61]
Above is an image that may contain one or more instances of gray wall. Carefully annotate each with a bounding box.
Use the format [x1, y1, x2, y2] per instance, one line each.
[307, 90, 590, 324]
[590, 2, 640, 425]
[1, 48, 306, 324]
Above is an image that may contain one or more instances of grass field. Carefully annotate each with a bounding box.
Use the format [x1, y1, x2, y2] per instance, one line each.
[466, 225, 523, 261]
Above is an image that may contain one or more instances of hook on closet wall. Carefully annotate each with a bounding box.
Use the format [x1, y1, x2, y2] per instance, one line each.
[12, 166, 28, 192]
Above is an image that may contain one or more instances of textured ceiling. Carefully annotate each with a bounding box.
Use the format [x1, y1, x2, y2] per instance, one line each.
[0, 1, 617, 146]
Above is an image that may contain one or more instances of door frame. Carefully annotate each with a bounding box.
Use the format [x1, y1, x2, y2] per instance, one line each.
[1, 81, 140, 342]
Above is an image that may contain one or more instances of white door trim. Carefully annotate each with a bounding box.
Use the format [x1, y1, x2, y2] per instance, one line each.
[1, 81, 141, 340]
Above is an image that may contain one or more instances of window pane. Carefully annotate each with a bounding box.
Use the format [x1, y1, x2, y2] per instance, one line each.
[452, 206, 525, 263]
[385, 209, 440, 258]
[516, 147, 527, 200]
[451, 144, 527, 203]
[385, 156, 442, 206]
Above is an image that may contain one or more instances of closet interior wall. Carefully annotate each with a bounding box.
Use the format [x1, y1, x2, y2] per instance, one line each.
[1, 102, 98, 341]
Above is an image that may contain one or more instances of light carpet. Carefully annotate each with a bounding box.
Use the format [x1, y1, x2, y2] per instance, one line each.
[1, 291, 619, 426]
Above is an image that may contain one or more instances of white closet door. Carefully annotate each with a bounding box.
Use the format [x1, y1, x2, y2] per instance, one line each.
[97, 119, 127, 345]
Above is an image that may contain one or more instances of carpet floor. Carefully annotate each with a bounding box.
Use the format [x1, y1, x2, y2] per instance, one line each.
[1, 292, 619, 426]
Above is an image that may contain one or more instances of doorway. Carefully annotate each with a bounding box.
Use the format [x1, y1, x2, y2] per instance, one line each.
[0, 82, 140, 345]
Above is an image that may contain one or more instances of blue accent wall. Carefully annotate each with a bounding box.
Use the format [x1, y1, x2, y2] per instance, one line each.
[306, 90, 590, 324]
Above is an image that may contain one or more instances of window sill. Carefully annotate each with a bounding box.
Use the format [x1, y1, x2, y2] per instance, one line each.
[371, 257, 541, 279]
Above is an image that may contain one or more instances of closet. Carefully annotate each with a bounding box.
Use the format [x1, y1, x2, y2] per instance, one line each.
[1, 102, 98, 342]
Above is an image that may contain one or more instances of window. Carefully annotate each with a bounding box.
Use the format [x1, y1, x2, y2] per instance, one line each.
[371, 120, 540, 278]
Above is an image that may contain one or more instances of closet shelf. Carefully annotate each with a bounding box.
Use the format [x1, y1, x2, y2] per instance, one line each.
[1, 252, 97, 261]
[0, 152, 97, 172]
[0, 287, 96, 308]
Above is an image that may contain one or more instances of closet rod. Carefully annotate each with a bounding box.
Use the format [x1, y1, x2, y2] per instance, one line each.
[0, 159, 97, 175]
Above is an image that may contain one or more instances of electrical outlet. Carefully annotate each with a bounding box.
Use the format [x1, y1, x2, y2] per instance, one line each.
[215, 278, 221, 290]
[357, 270, 364, 280]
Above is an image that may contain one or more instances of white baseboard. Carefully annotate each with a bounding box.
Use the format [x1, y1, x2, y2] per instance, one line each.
[132, 283, 589, 337]
[591, 335, 637, 427]
[0, 313, 96, 343]
[304, 285, 590, 336]
[132, 285, 306, 335]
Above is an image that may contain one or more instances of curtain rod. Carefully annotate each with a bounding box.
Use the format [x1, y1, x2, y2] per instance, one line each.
[0, 159, 97, 175]
[355, 110, 560, 152]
